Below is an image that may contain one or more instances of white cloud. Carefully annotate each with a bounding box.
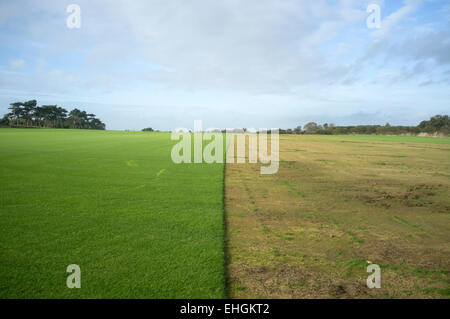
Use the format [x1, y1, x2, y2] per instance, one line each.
[95, 0, 368, 92]
[371, 0, 422, 40]
[48, 68, 80, 85]
[9, 59, 26, 69]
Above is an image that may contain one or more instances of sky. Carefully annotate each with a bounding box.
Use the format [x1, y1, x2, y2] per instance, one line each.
[0, 0, 449, 130]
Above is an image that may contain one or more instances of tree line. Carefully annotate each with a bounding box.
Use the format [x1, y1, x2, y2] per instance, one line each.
[278, 115, 449, 136]
[0, 100, 105, 130]
[141, 115, 449, 136]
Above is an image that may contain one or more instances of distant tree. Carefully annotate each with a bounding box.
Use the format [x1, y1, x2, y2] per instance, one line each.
[33, 106, 43, 127]
[69, 108, 82, 128]
[293, 125, 302, 134]
[142, 127, 154, 132]
[2, 100, 105, 130]
[304, 122, 319, 133]
[86, 113, 96, 128]
[56, 107, 68, 128]
[0, 114, 10, 126]
[46, 105, 59, 127]
[22, 100, 37, 127]
[8, 102, 23, 126]
[418, 115, 449, 134]
[40, 105, 56, 127]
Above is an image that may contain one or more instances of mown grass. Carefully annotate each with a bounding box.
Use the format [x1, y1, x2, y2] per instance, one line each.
[0, 128, 225, 298]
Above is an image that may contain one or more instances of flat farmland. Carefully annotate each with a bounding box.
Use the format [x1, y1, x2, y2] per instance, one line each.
[225, 135, 450, 298]
[0, 129, 225, 298]
[1, 129, 449, 299]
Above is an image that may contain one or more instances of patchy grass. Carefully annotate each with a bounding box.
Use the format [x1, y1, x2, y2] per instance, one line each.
[225, 134, 450, 298]
[0, 128, 225, 298]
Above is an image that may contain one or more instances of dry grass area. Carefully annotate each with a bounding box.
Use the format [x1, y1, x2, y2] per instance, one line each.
[225, 135, 450, 298]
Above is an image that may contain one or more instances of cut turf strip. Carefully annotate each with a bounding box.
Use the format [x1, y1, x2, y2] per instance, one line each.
[0, 129, 225, 298]
[225, 134, 450, 298]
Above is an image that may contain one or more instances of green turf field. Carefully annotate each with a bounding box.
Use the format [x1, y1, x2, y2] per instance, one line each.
[0, 128, 225, 298]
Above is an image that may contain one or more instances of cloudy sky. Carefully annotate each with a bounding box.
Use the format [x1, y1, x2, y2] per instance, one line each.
[0, 0, 449, 130]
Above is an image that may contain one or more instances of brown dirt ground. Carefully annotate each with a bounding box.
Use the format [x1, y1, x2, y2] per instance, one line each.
[225, 135, 450, 298]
